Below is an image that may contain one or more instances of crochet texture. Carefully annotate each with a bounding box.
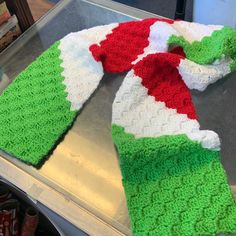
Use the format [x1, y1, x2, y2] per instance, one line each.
[0, 18, 236, 235]
[0, 42, 76, 165]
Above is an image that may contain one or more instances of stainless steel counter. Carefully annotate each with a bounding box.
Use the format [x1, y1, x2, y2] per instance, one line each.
[0, 0, 235, 235]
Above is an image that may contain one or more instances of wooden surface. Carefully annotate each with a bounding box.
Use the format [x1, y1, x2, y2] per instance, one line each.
[27, 0, 55, 21]
[5, 0, 34, 31]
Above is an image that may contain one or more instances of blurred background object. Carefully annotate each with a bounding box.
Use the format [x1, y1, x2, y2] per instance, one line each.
[3, 0, 34, 31]
[0, 180, 61, 236]
[0, 1, 21, 53]
[0, 1, 10, 25]
[27, 0, 54, 21]
[21, 207, 39, 236]
[113, 0, 193, 21]
[193, 0, 236, 28]
[0, 14, 21, 52]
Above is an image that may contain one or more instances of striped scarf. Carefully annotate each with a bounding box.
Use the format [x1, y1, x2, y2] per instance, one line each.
[0, 18, 236, 235]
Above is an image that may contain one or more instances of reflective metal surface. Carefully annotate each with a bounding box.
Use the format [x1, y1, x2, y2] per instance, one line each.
[0, 0, 235, 235]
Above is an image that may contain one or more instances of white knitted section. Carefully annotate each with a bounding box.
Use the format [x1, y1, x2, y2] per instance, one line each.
[179, 56, 232, 91]
[173, 21, 223, 43]
[59, 23, 118, 111]
[112, 70, 220, 151]
[187, 130, 220, 151]
[132, 21, 180, 64]
[132, 21, 224, 65]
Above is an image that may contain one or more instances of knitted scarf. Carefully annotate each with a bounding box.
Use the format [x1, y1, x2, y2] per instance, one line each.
[0, 18, 236, 235]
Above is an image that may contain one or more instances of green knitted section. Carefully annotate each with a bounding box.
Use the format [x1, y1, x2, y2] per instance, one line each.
[168, 26, 236, 70]
[112, 124, 236, 236]
[0, 41, 76, 166]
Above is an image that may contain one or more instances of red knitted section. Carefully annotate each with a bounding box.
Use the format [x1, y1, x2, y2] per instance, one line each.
[133, 53, 198, 120]
[154, 18, 174, 24]
[90, 18, 174, 73]
[170, 46, 186, 58]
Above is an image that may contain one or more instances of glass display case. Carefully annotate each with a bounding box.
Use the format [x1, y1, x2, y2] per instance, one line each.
[0, 0, 235, 235]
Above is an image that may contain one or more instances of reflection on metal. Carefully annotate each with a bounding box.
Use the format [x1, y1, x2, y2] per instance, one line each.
[82, 0, 161, 20]
[232, 186, 236, 198]
[0, 71, 11, 93]
[40, 131, 124, 215]
[0, 0, 235, 236]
